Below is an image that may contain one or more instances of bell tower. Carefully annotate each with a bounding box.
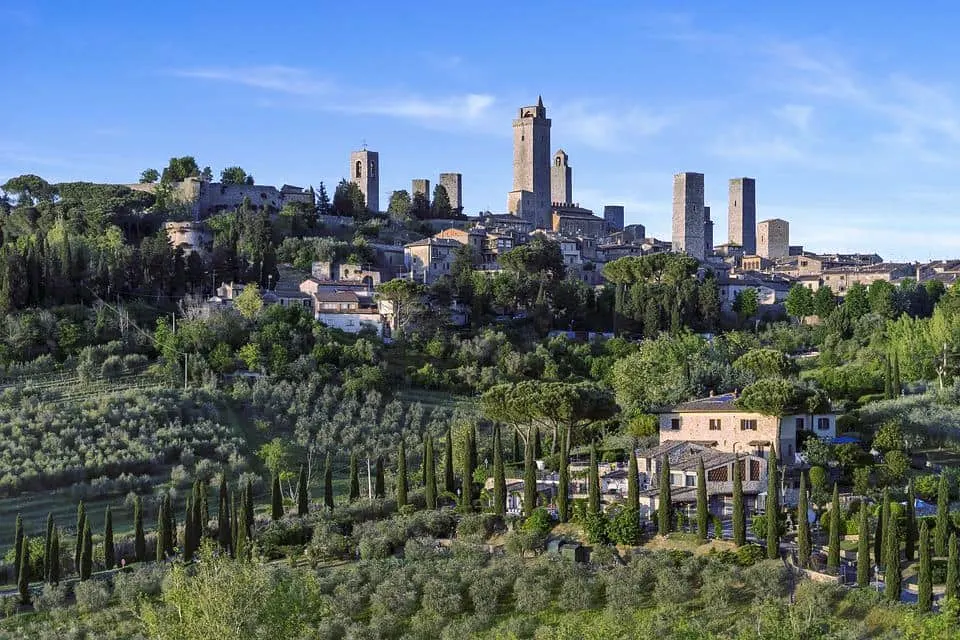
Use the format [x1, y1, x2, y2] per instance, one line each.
[349, 148, 379, 213]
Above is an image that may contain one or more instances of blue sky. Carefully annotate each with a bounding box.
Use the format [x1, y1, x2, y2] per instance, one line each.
[3, 2, 960, 261]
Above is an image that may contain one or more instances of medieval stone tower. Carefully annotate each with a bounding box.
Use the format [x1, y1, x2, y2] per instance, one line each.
[728, 177, 757, 254]
[349, 149, 379, 213]
[672, 172, 706, 260]
[551, 149, 572, 206]
[439, 173, 462, 213]
[507, 96, 551, 229]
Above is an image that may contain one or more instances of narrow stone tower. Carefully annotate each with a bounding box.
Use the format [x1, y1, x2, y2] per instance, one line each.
[551, 149, 572, 206]
[507, 96, 551, 229]
[349, 149, 379, 213]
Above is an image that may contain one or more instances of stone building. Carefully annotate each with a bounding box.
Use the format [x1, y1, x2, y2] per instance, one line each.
[728, 178, 757, 254]
[703, 205, 714, 254]
[551, 150, 572, 206]
[507, 96, 552, 230]
[412, 179, 430, 200]
[129, 178, 314, 219]
[403, 237, 460, 284]
[551, 205, 605, 238]
[757, 218, 789, 259]
[671, 172, 706, 260]
[350, 149, 380, 213]
[603, 205, 625, 233]
[820, 263, 914, 294]
[164, 221, 211, 255]
[439, 173, 462, 213]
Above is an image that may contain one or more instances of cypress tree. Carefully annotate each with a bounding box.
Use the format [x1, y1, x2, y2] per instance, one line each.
[244, 480, 254, 532]
[374, 457, 385, 499]
[349, 453, 360, 502]
[884, 502, 901, 602]
[628, 446, 640, 514]
[588, 443, 601, 516]
[798, 472, 811, 569]
[884, 356, 893, 399]
[469, 424, 478, 480]
[733, 457, 745, 546]
[218, 476, 230, 549]
[534, 428, 542, 459]
[74, 501, 86, 573]
[892, 351, 901, 397]
[425, 433, 438, 510]
[918, 520, 932, 612]
[947, 532, 959, 601]
[828, 483, 841, 572]
[48, 529, 60, 585]
[43, 513, 53, 582]
[79, 522, 92, 581]
[134, 495, 145, 562]
[905, 479, 917, 562]
[323, 453, 334, 510]
[557, 429, 569, 522]
[658, 454, 672, 536]
[857, 500, 870, 586]
[512, 429, 520, 463]
[163, 493, 175, 556]
[696, 457, 708, 543]
[460, 431, 473, 511]
[235, 501, 248, 561]
[936, 473, 950, 556]
[156, 500, 168, 563]
[13, 514, 23, 582]
[271, 473, 283, 521]
[523, 427, 536, 517]
[444, 428, 455, 494]
[397, 442, 409, 508]
[17, 536, 30, 605]
[183, 496, 195, 561]
[201, 481, 210, 537]
[493, 425, 506, 517]
[230, 496, 238, 559]
[766, 446, 780, 560]
[875, 489, 888, 568]
[103, 507, 115, 570]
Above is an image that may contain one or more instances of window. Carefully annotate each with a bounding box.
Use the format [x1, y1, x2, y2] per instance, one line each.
[355, 161, 362, 178]
[709, 418, 722, 431]
[817, 417, 831, 431]
[670, 418, 681, 431]
[707, 467, 728, 482]
[795, 417, 805, 431]
[686, 475, 696, 487]
[670, 472, 683, 487]
[740, 419, 757, 431]
[750, 459, 761, 481]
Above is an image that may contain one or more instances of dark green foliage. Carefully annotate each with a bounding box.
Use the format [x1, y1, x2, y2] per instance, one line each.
[918, 520, 932, 612]
[798, 473, 811, 570]
[857, 499, 870, 586]
[628, 447, 640, 515]
[244, 480, 254, 532]
[523, 428, 537, 517]
[936, 474, 950, 556]
[444, 428, 456, 494]
[235, 499, 248, 561]
[218, 477, 231, 550]
[199, 480, 209, 536]
[588, 443, 601, 517]
[905, 478, 917, 562]
[271, 473, 283, 521]
[875, 489, 887, 568]
[18, 536, 30, 605]
[534, 428, 542, 459]
[459, 431, 472, 511]
[891, 351, 901, 397]
[884, 500, 901, 601]
[828, 483, 841, 572]
[80, 522, 92, 581]
[733, 457, 745, 546]
[658, 455, 672, 536]
[558, 429, 570, 522]
[104, 507, 115, 570]
[766, 446, 779, 560]
[43, 513, 53, 582]
[156, 499, 168, 562]
[374, 457, 385, 500]
[397, 442, 409, 509]
[349, 453, 360, 502]
[425, 433, 438, 510]
[884, 356, 894, 400]
[163, 493, 175, 556]
[75, 500, 86, 573]
[323, 453, 334, 510]
[493, 425, 506, 516]
[609, 507, 641, 546]
[13, 514, 23, 582]
[947, 533, 959, 601]
[134, 495, 145, 562]
[48, 529, 60, 585]
[512, 429, 520, 463]
[183, 497, 196, 561]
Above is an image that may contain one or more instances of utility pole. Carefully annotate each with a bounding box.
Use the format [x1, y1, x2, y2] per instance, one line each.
[366, 457, 373, 500]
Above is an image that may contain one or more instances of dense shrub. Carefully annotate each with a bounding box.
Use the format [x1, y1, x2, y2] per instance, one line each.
[74, 580, 112, 614]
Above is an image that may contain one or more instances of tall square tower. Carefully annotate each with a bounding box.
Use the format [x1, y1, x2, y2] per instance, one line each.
[728, 177, 756, 254]
[551, 150, 572, 206]
[704, 205, 714, 255]
[439, 173, 462, 213]
[672, 172, 706, 260]
[603, 205, 625, 232]
[349, 149, 379, 213]
[757, 218, 789, 259]
[508, 96, 551, 229]
[412, 179, 430, 200]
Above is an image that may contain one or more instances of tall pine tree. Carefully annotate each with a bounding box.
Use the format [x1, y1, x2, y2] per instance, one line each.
[523, 427, 536, 517]
[493, 425, 506, 516]
[936, 474, 950, 556]
[218, 477, 231, 550]
[875, 489, 888, 569]
[297, 465, 309, 516]
[918, 520, 932, 612]
[271, 473, 283, 521]
[43, 513, 53, 581]
[74, 501, 86, 573]
[884, 499, 901, 602]
[857, 500, 870, 586]
[156, 500, 168, 563]
[947, 532, 959, 601]
[103, 507, 115, 570]
[628, 446, 639, 514]
[349, 453, 360, 502]
[459, 431, 473, 512]
[658, 455, 672, 536]
[397, 441, 409, 509]
[13, 514, 23, 582]
[244, 480, 254, 532]
[444, 428, 455, 494]
[798, 472, 811, 569]
[696, 457, 708, 543]
[905, 478, 917, 562]
[374, 457, 385, 499]
[425, 433, 438, 510]
[79, 522, 92, 581]
[17, 536, 30, 605]
[733, 457, 745, 546]
[183, 497, 195, 561]
[766, 446, 780, 560]
[323, 453, 334, 510]
[828, 483, 841, 572]
[48, 529, 60, 586]
[588, 443, 601, 516]
[134, 495, 145, 562]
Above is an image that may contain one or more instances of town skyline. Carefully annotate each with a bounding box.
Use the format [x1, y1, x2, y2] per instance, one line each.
[5, 3, 960, 261]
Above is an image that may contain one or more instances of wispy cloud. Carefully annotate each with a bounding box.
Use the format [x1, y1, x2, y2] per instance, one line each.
[553, 102, 670, 150]
[773, 104, 813, 131]
[171, 65, 333, 96]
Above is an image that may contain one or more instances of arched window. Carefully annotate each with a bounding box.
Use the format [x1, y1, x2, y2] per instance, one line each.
[556, 156, 562, 167]
[369, 162, 376, 177]
[355, 161, 362, 178]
